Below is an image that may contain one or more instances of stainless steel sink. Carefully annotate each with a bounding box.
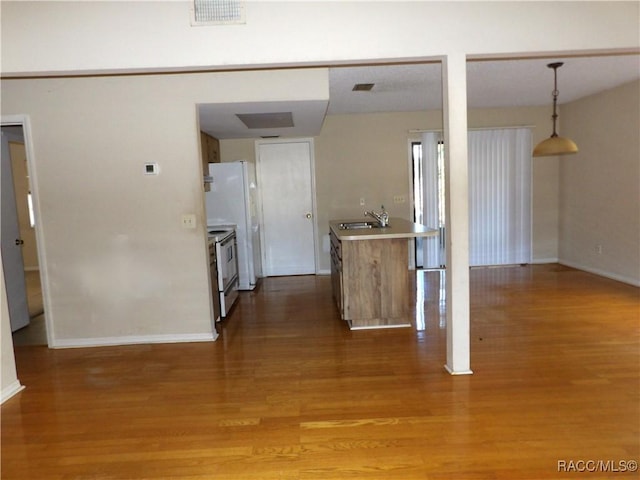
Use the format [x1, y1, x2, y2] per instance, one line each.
[338, 221, 381, 230]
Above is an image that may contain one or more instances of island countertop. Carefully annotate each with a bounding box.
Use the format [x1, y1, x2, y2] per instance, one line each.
[329, 217, 439, 241]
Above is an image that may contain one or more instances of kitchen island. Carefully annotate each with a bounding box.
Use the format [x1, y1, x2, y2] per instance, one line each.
[329, 217, 438, 330]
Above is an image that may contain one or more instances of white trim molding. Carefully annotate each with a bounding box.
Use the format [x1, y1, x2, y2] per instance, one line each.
[559, 260, 640, 288]
[51, 333, 217, 349]
[531, 258, 559, 264]
[1, 380, 25, 404]
[445, 365, 474, 375]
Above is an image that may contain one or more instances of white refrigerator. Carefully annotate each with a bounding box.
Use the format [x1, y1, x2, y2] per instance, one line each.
[205, 161, 261, 290]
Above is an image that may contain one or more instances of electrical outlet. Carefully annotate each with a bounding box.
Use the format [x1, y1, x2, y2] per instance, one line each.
[393, 195, 406, 204]
[360, 197, 365, 206]
[182, 214, 196, 229]
[595, 244, 603, 254]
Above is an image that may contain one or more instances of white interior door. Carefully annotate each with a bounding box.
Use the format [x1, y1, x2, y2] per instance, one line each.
[1, 131, 30, 332]
[257, 140, 316, 276]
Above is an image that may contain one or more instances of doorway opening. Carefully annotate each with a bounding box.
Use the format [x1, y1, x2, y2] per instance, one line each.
[1, 121, 48, 346]
[412, 138, 446, 270]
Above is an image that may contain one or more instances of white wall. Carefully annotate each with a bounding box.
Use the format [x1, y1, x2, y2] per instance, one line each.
[559, 80, 640, 285]
[1, 251, 23, 403]
[1, 69, 329, 346]
[2, 2, 638, 76]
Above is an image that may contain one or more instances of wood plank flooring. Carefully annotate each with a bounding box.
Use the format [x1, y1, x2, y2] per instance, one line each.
[12, 270, 47, 347]
[2, 264, 639, 479]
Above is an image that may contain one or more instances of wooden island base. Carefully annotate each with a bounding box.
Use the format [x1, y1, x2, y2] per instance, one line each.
[341, 238, 411, 329]
[330, 218, 438, 330]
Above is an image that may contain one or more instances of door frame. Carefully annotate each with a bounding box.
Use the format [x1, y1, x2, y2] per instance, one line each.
[254, 138, 319, 276]
[407, 138, 419, 270]
[1, 114, 52, 347]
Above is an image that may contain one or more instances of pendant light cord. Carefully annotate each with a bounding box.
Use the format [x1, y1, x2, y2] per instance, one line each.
[548, 62, 563, 138]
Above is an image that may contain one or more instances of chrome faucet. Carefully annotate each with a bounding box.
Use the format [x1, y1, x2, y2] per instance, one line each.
[364, 205, 389, 227]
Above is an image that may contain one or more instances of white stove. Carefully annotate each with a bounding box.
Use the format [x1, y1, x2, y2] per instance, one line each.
[207, 227, 235, 243]
[208, 226, 239, 319]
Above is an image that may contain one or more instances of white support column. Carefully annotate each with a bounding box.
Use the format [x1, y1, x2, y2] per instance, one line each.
[442, 53, 472, 375]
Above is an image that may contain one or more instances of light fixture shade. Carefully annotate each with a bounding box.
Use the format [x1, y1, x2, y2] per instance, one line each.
[534, 62, 579, 158]
[532, 136, 579, 157]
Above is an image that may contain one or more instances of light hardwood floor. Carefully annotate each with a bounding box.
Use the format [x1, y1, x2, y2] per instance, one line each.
[12, 270, 47, 347]
[2, 264, 639, 479]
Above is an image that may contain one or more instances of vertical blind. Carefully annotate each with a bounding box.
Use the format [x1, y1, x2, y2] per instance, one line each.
[468, 128, 532, 266]
[421, 132, 444, 268]
[420, 127, 532, 267]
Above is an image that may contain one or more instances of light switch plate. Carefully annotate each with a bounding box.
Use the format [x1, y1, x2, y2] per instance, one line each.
[181, 214, 196, 229]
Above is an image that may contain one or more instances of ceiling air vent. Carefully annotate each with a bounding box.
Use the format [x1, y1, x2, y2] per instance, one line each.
[352, 83, 375, 92]
[191, 0, 245, 26]
[236, 112, 294, 129]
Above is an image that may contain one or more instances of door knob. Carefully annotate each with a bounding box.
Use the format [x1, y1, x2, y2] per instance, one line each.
[15, 239, 24, 246]
[305, 213, 312, 219]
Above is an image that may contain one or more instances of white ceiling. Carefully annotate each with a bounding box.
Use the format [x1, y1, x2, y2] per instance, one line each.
[199, 54, 639, 139]
[199, 100, 328, 139]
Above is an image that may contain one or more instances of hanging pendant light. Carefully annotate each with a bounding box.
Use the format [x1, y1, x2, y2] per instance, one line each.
[533, 62, 578, 157]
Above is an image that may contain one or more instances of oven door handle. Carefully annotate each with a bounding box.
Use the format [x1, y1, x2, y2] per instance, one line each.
[224, 274, 239, 294]
[220, 234, 236, 247]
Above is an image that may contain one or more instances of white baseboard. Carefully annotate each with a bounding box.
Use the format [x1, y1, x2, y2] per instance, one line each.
[531, 258, 559, 264]
[444, 365, 474, 375]
[1, 380, 25, 404]
[348, 322, 411, 330]
[559, 260, 640, 287]
[51, 332, 218, 349]
[316, 269, 331, 275]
